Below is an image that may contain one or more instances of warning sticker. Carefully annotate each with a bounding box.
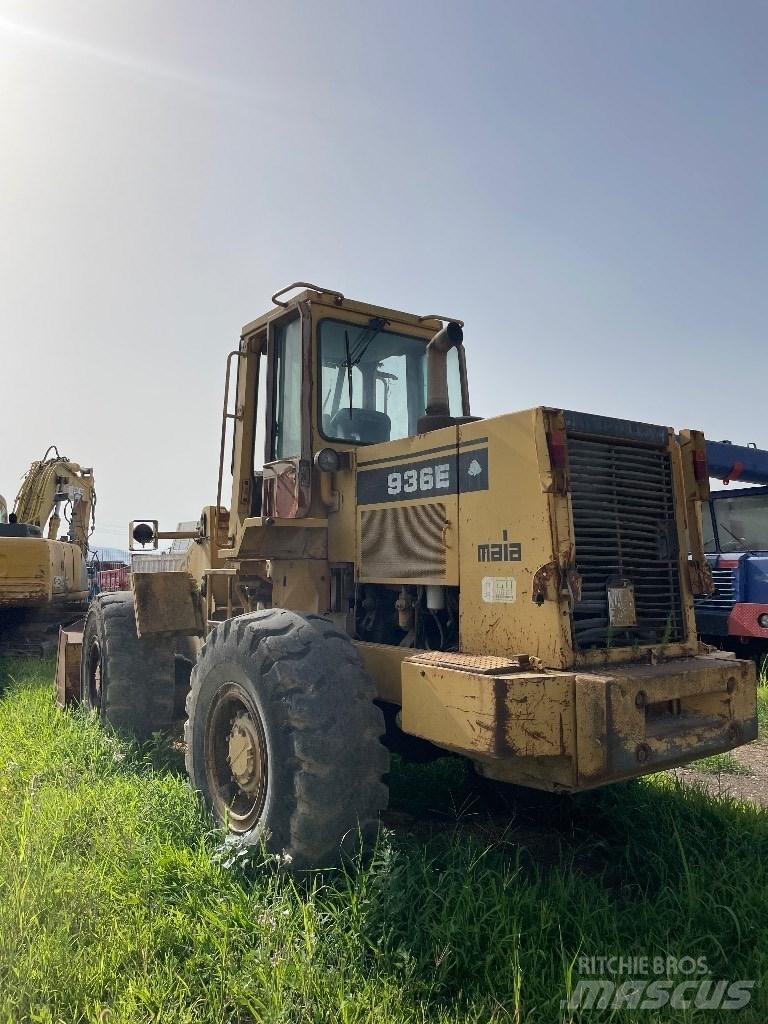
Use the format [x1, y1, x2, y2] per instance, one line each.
[481, 576, 517, 603]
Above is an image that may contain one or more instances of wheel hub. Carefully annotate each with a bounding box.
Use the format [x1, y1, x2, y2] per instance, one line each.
[205, 682, 269, 833]
[227, 712, 264, 794]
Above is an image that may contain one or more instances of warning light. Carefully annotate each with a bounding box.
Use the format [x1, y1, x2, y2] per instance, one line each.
[547, 429, 567, 470]
[692, 449, 708, 482]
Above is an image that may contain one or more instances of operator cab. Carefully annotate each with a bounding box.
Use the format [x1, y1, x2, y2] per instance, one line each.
[227, 284, 473, 528]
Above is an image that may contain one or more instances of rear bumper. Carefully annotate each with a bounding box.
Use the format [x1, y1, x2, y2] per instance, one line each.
[574, 653, 757, 788]
[728, 603, 768, 640]
[401, 651, 757, 792]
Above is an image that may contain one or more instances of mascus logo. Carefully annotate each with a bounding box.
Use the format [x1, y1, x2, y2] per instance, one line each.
[477, 530, 521, 563]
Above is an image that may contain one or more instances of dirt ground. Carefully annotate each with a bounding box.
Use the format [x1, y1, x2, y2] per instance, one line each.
[673, 737, 768, 806]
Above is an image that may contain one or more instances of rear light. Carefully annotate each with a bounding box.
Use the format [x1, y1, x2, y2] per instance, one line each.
[547, 429, 567, 470]
[692, 449, 708, 482]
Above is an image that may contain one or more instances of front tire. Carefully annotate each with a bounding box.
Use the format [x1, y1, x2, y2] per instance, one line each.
[80, 592, 176, 741]
[185, 609, 389, 869]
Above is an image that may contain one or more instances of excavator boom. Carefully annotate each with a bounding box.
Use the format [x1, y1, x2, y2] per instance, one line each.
[13, 446, 95, 552]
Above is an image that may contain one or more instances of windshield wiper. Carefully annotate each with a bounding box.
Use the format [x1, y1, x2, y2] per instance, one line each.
[346, 317, 389, 368]
[718, 520, 754, 554]
[341, 317, 389, 420]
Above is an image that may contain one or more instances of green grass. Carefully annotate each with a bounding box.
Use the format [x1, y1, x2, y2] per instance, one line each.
[1, 659, 768, 1023]
[689, 751, 752, 776]
[757, 684, 768, 733]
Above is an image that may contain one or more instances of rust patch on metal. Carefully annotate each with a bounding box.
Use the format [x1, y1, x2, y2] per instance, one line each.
[493, 676, 510, 756]
[55, 623, 83, 708]
[531, 560, 556, 605]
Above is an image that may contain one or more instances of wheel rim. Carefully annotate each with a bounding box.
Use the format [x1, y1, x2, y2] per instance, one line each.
[86, 639, 102, 711]
[205, 682, 268, 833]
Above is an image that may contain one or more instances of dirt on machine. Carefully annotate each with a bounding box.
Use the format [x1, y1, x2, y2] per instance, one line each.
[62, 283, 757, 870]
[0, 447, 95, 656]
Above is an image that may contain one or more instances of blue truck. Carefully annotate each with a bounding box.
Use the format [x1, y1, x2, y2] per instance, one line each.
[696, 441, 768, 662]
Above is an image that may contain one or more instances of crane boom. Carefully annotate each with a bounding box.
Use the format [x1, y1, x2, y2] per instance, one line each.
[706, 440, 768, 486]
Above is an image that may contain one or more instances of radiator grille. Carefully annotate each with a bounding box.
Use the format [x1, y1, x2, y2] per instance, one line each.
[567, 433, 685, 649]
[695, 566, 736, 612]
[361, 503, 446, 580]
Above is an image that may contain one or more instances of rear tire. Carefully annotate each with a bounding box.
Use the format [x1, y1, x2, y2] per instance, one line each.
[185, 608, 389, 870]
[81, 591, 175, 741]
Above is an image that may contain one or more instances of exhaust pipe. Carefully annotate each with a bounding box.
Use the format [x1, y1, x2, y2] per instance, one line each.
[425, 321, 463, 418]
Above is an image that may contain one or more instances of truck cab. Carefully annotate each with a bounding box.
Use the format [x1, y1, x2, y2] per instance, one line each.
[697, 485, 768, 659]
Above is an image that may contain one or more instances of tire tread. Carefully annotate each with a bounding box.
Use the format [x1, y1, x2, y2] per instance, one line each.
[185, 608, 388, 869]
[81, 591, 175, 740]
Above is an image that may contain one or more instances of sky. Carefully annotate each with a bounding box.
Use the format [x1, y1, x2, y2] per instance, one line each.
[1, 0, 766, 549]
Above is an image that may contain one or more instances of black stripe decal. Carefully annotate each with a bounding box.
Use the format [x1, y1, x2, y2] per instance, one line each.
[357, 447, 489, 505]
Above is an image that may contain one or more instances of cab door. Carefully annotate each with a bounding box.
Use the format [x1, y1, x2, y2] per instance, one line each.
[261, 309, 313, 519]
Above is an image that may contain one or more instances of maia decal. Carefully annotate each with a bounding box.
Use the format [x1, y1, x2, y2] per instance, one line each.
[477, 530, 522, 563]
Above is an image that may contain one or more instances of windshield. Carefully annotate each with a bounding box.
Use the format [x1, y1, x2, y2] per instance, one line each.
[711, 492, 768, 552]
[319, 318, 463, 444]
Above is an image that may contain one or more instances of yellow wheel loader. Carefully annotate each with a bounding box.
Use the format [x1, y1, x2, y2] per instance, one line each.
[0, 447, 95, 656]
[75, 284, 756, 869]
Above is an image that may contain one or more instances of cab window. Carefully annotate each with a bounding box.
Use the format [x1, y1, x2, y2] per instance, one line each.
[272, 318, 302, 459]
[712, 492, 768, 552]
[319, 318, 462, 444]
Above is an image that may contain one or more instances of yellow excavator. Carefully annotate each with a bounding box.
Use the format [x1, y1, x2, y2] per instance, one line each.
[0, 447, 96, 656]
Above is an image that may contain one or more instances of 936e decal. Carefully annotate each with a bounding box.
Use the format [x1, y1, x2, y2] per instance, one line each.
[386, 462, 451, 496]
[357, 447, 488, 505]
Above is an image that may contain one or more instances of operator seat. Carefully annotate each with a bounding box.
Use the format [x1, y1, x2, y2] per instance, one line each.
[328, 408, 391, 444]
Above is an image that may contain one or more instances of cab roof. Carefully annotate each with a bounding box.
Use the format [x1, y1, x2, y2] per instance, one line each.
[240, 282, 462, 338]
